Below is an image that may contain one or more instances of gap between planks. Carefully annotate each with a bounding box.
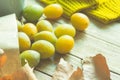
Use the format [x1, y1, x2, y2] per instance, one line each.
[55, 17, 120, 49]
[71, 32, 120, 74]
[53, 17, 120, 74]
[34, 69, 120, 80]
[35, 53, 120, 80]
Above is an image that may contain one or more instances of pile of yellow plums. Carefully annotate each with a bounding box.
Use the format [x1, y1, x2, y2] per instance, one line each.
[17, 3, 90, 68]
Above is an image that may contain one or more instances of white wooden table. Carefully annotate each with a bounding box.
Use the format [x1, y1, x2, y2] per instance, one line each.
[27, 0, 120, 79]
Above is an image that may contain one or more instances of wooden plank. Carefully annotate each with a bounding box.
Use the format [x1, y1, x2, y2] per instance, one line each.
[34, 70, 120, 80]
[55, 16, 120, 47]
[86, 19, 120, 47]
[34, 70, 51, 80]
[111, 72, 120, 80]
[36, 54, 82, 75]
[54, 17, 120, 74]
[36, 53, 120, 80]
[70, 32, 120, 74]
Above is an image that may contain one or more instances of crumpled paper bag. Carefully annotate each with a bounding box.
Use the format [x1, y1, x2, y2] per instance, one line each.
[0, 14, 21, 77]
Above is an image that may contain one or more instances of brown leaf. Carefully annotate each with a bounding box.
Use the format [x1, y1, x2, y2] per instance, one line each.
[51, 58, 74, 80]
[82, 54, 110, 80]
[52, 54, 110, 80]
[52, 58, 83, 80]
[93, 54, 110, 80]
[69, 67, 83, 80]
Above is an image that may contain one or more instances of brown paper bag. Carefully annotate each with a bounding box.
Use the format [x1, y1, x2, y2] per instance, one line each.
[0, 14, 21, 77]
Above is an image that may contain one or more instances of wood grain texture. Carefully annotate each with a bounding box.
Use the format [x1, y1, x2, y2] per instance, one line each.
[35, 71, 120, 80]
[70, 32, 120, 74]
[55, 17, 120, 74]
[86, 18, 120, 47]
[110, 72, 120, 80]
[34, 71, 120, 80]
[36, 53, 120, 79]
[36, 54, 82, 75]
[34, 70, 51, 80]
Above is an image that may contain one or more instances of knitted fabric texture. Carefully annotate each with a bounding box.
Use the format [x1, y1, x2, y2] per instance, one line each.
[41, 0, 120, 24]
[85, 0, 120, 23]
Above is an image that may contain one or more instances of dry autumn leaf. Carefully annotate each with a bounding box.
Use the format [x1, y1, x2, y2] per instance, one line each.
[51, 58, 75, 80]
[93, 54, 110, 80]
[51, 58, 83, 80]
[68, 67, 83, 80]
[82, 54, 110, 80]
[52, 54, 110, 80]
